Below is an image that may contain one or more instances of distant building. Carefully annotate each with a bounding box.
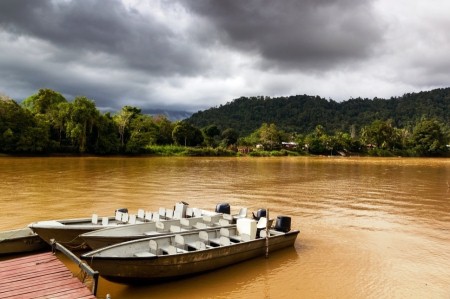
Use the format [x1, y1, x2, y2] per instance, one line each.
[281, 142, 298, 149]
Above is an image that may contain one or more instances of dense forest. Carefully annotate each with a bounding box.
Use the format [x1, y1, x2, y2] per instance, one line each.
[0, 88, 449, 157]
[187, 88, 450, 136]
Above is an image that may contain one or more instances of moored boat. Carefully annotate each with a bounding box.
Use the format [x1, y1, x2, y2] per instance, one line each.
[29, 202, 190, 250]
[80, 214, 228, 250]
[81, 216, 299, 283]
[29, 202, 235, 251]
[0, 227, 49, 255]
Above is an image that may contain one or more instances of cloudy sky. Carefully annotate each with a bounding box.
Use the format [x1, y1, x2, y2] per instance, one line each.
[0, 0, 449, 113]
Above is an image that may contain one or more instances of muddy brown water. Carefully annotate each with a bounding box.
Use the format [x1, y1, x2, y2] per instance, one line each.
[1, 156, 449, 298]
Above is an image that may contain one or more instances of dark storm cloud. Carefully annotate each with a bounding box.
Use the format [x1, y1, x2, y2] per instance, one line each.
[0, 0, 203, 75]
[183, 0, 383, 70]
[0, 0, 449, 113]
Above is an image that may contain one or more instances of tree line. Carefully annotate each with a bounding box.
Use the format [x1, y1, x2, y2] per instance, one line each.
[187, 88, 450, 157]
[0, 89, 239, 155]
[0, 88, 449, 156]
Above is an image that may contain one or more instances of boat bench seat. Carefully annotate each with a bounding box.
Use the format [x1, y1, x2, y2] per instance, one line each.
[134, 251, 156, 257]
[143, 231, 160, 236]
[229, 233, 251, 243]
[162, 245, 188, 255]
[186, 240, 207, 251]
[209, 236, 231, 247]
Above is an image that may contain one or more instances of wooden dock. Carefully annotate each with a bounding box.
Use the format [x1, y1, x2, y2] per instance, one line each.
[0, 252, 96, 299]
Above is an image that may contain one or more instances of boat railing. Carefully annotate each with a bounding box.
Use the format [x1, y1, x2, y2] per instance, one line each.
[50, 239, 99, 296]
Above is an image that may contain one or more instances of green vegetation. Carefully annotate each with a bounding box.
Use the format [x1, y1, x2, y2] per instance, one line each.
[0, 88, 449, 157]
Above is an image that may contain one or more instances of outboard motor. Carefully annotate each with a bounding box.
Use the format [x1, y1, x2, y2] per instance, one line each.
[215, 203, 231, 214]
[274, 216, 291, 232]
[115, 208, 128, 214]
[252, 208, 267, 220]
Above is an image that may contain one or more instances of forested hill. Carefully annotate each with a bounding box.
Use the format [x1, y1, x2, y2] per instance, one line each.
[187, 88, 450, 136]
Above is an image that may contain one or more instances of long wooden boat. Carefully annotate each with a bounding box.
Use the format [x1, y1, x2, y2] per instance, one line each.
[0, 227, 49, 255]
[80, 214, 228, 250]
[81, 216, 299, 284]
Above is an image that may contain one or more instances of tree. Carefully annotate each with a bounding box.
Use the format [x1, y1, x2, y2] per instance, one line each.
[304, 125, 328, 154]
[154, 115, 175, 145]
[126, 115, 159, 153]
[411, 118, 448, 156]
[172, 122, 203, 146]
[114, 106, 141, 150]
[360, 119, 401, 150]
[0, 96, 44, 153]
[202, 124, 221, 147]
[221, 128, 239, 147]
[15, 116, 51, 153]
[47, 101, 71, 148]
[65, 96, 99, 153]
[259, 123, 281, 150]
[92, 113, 120, 154]
[22, 88, 66, 115]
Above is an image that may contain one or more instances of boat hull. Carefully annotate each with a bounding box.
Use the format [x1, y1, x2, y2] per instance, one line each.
[0, 228, 49, 255]
[28, 218, 116, 250]
[83, 230, 299, 284]
[80, 218, 225, 250]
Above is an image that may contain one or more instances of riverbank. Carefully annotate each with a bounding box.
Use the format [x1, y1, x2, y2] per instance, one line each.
[2, 145, 448, 158]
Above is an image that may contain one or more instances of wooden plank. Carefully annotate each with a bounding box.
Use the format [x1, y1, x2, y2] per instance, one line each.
[0, 252, 96, 299]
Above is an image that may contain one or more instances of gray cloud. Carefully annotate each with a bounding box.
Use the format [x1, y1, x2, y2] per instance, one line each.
[0, 0, 204, 75]
[183, 0, 384, 71]
[0, 0, 449, 113]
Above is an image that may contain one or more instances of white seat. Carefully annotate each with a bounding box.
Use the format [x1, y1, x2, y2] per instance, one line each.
[218, 219, 230, 226]
[159, 207, 166, 218]
[115, 211, 123, 221]
[193, 208, 202, 217]
[186, 240, 206, 250]
[238, 208, 247, 218]
[223, 214, 233, 221]
[174, 202, 188, 218]
[101, 217, 109, 226]
[195, 241, 206, 250]
[175, 234, 184, 243]
[180, 218, 191, 227]
[137, 209, 145, 219]
[186, 207, 193, 217]
[155, 221, 165, 231]
[161, 244, 187, 255]
[219, 236, 231, 246]
[230, 233, 251, 242]
[149, 239, 159, 254]
[166, 209, 174, 219]
[170, 225, 181, 233]
[91, 214, 98, 224]
[167, 245, 177, 254]
[128, 214, 136, 224]
[173, 210, 182, 219]
[220, 227, 230, 237]
[145, 211, 153, 221]
[199, 231, 209, 243]
[210, 231, 229, 246]
[121, 213, 129, 223]
[194, 222, 207, 229]
[236, 218, 257, 240]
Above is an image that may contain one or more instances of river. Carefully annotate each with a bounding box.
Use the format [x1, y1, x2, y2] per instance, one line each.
[0, 156, 449, 298]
